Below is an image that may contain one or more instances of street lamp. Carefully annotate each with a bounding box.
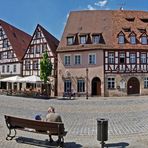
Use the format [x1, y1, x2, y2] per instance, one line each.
[86, 68, 88, 99]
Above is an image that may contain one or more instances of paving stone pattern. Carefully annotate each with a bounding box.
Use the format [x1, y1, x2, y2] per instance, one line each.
[0, 95, 148, 147]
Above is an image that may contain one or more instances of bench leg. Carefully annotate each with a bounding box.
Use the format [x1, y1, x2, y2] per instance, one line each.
[6, 129, 16, 140]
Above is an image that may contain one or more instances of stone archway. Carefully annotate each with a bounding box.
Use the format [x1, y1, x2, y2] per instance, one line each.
[91, 77, 101, 96]
[127, 77, 140, 95]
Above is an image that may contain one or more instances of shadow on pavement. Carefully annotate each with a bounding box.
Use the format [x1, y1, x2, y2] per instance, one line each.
[104, 142, 129, 148]
[16, 136, 82, 148]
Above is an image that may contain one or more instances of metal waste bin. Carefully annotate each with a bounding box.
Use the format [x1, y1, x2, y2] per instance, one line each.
[97, 118, 108, 142]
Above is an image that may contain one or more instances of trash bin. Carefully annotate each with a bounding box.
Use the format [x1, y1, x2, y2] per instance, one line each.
[97, 118, 108, 142]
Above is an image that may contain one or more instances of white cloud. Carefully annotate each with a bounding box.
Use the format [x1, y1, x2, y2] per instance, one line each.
[95, 0, 108, 7]
[87, 4, 96, 10]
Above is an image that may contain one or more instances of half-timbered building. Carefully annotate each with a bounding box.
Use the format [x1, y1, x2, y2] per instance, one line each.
[57, 10, 148, 97]
[22, 24, 59, 96]
[0, 20, 31, 89]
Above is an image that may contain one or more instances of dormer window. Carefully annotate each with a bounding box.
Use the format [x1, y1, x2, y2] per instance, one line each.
[67, 36, 74, 45]
[118, 32, 125, 44]
[80, 35, 87, 44]
[129, 32, 136, 44]
[130, 36, 136, 44]
[92, 34, 100, 44]
[141, 34, 147, 45]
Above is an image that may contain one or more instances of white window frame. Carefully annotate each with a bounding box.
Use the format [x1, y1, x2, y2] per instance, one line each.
[141, 36, 147, 45]
[74, 54, 81, 65]
[25, 60, 30, 70]
[141, 53, 147, 64]
[64, 55, 71, 66]
[92, 35, 100, 44]
[108, 52, 114, 64]
[33, 60, 38, 70]
[144, 77, 148, 88]
[80, 35, 86, 44]
[118, 35, 125, 44]
[88, 53, 96, 64]
[13, 65, 16, 72]
[130, 53, 136, 63]
[130, 36, 136, 44]
[67, 36, 74, 45]
[119, 52, 125, 64]
[107, 77, 115, 89]
[2, 65, 5, 73]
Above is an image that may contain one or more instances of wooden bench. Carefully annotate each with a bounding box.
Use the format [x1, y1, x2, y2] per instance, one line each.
[4, 115, 67, 147]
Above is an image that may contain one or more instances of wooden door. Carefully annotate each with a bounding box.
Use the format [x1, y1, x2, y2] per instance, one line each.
[127, 77, 140, 95]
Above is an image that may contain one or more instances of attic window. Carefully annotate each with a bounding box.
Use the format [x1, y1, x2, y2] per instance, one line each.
[122, 27, 131, 32]
[67, 36, 75, 45]
[92, 34, 100, 44]
[137, 28, 146, 33]
[125, 17, 135, 22]
[118, 32, 125, 44]
[140, 18, 148, 23]
[79, 35, 87, 44]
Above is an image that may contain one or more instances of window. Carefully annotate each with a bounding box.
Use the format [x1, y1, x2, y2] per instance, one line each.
[74, 55, 81, 65]
[35, 31, 42, 38]
[92, 35, 100, 44]
[107, 78, 115, 89]
[7, 51, 13, 59]
[130, 35, 136, 44]
[64, 79, 71, 92]
[3, 39, 9, 48]
[30, 46, 34, 54]
[119, 52, 125, 64]
[33, 60, 38, 70]
[2, 65, 5, 73]
[42, 44, 47, 53]
[7, 65, 9, 73]
[67, 36, 74, 45]
[80, 35, 86, 44]
[77, 79, 85, 92]
[141, 53, 146, 64]
[36, 44, 40, 53]
[108, 52, 114, 64]
[25, 60, 30, 70]
[144, 77, 148, 88]
[118, 33, 125, 44]
[130, 53, 136, 63]
[89, 53, 96, 64]
[141, 35, 147, 45]
[13, 65, 16, 72]
[64, 55, 71, 66]
[0, 29, 3, 37]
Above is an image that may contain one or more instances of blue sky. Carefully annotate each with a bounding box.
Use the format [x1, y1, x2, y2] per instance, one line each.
[0, 0, 148, 40]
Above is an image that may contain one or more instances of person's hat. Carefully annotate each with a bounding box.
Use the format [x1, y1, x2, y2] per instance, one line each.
[35, 114, 41, 120]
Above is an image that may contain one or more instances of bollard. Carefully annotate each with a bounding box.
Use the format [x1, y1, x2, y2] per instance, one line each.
[97, 118, 108, 148]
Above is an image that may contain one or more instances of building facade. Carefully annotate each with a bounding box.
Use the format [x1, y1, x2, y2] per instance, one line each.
[0, 20, 31, 89]
[57, 10, 148, 97]
[22, 24, 59, 96]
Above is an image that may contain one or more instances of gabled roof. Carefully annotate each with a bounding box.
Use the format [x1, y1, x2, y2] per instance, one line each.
[39, 24, 59, 54]
[0, 19, 31, 61]
[58, 10, 148, 51]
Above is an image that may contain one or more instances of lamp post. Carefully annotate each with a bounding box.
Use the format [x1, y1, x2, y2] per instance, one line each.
[86, 68, 88, 99]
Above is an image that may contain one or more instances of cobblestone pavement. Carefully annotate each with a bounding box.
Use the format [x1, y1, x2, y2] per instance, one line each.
[0, 95, 148, 147]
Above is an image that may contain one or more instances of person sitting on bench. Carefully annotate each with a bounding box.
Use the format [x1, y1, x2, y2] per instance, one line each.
[46, 106, 62, 143]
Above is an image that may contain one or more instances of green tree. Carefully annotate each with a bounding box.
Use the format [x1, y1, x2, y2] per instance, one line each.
[40, 50, 52, 96]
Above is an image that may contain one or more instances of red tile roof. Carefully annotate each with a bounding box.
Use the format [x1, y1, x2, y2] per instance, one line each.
[58, 10, 148, 52]
[0, 20, 31, 61]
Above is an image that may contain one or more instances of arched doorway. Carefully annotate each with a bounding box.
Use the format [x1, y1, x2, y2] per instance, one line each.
[91, 77, 101, 96]
[127, 77, 140, 95]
